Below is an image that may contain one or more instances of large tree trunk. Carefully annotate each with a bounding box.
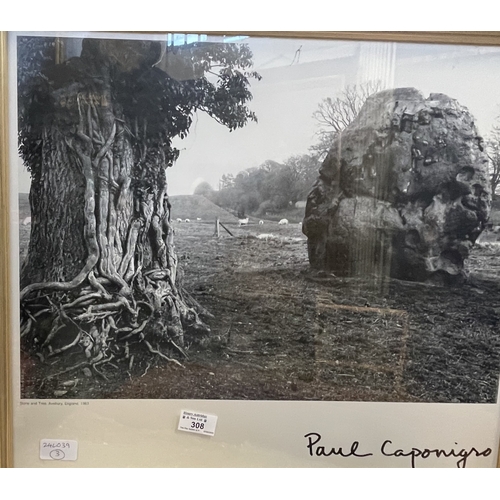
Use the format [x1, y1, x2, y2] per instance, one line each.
[20, 71, 208, 372]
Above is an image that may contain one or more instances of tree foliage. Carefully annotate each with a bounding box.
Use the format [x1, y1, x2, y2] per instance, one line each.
[194, 181, 214, 197]
[310, 81, 381, 160]
[19, 37, 260, 187]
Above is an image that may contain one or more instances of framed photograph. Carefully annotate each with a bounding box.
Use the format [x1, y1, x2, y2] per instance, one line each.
[2, 30, 500, 467]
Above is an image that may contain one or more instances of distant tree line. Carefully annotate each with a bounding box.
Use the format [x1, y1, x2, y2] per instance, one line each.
[195, 154, 320, 216]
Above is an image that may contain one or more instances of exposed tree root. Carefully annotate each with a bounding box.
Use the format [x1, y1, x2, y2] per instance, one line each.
[21, 281, 205, 379]
[141, 362, 151, 378]
[44, 361, 91, 381]
[20, 94, 211, 379]
[144, 340, 184, 368]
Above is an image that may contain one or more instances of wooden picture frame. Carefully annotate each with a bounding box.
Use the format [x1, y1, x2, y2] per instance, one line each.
[2, 30, 500, 468]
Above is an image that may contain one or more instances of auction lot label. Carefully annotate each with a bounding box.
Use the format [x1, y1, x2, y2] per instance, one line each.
[178, 410, 218, 436]
[40, 439, 78, 461]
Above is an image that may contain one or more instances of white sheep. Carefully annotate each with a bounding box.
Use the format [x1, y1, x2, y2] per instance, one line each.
[176, 218, 183, 223]
[259, 220, 264, 225]
[238, 218, 249, 226]
[278, 219, 289, 225]
[196, 218, 202, 221]
[22, 216, 31, 226]
[257, 233, 274, 241]
[184, 219, 191, 223]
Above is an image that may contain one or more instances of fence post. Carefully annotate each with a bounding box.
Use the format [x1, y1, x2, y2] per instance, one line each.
[214, 217, 220, 238]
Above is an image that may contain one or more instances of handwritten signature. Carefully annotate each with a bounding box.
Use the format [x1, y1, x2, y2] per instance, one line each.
[304, 432, 492, 468]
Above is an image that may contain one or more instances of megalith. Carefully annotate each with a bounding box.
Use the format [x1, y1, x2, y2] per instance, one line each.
[303, 88, 491, 284]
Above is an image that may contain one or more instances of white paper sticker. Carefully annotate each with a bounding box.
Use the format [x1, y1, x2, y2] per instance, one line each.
[40, 439, 78, 461]
[178, 410, 218, 436]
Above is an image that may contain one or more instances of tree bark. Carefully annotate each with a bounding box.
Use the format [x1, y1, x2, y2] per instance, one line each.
[20, 72, 207, 369]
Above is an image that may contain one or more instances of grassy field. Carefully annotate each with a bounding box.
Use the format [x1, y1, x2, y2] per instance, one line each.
[18, 194, 500, 403]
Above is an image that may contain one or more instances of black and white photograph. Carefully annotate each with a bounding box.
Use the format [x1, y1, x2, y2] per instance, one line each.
[16, 32, 500, 404]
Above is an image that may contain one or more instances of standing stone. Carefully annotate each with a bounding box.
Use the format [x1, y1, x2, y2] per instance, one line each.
[303, 88, 491, 284]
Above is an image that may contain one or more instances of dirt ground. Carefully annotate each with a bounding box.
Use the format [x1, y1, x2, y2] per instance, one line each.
[19, 214, 500, 403]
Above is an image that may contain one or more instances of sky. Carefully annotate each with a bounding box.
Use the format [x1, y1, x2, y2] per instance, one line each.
[15, 33, 500, 195]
